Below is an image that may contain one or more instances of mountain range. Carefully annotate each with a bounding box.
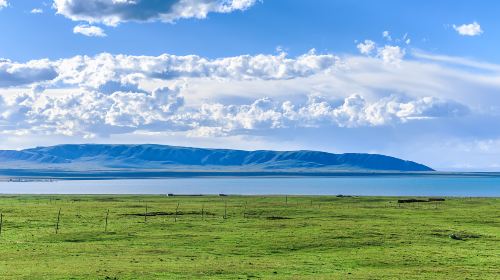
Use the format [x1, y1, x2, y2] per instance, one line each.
[0, 144, 433, 173]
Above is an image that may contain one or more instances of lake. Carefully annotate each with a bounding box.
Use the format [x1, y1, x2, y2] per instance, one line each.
[1, 175, 499, 196]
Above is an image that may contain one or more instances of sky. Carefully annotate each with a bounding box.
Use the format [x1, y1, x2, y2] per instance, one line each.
[0, 0, 500, 171]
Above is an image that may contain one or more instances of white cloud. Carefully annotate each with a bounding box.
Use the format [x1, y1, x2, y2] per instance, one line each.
[0, 59, 57, 87]
[189, 94, 451, 134]
[0, 0, 8, 10]
[53, 51, 340, 91]
[0, 88, 466, 138]
[53, 0, 258, 26]
[413, 50, 500, 72]
[356, 34, 407, 64]
[30, 8, 43, 14]
[453, 22, 483, 36]
[0, 86, 185, 137]
[357, 40, 376, 55]
[73, 24, 107, 37]
[313, 94, 465, 127]
[376, 45, 405, 65]
[2, 49, 500, 144]
[382, 30, 392, 41]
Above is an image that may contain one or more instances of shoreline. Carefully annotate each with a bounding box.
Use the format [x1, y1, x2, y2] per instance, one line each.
[2, 170, 500, 180]
[1, 193, 498, 198]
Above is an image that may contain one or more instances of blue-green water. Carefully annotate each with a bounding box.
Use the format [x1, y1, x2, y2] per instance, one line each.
[1, 176, 499, 196]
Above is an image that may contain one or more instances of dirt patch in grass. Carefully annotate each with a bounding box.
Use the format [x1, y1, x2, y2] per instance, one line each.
[124, 211, 216, 217]
[397, 198, 445, 203]
[94, 197, 122, 202]
[397, 199, 429, 203]
[266, 216, 292, 220]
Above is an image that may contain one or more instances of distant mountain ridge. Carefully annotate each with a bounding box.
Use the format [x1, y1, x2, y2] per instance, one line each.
[0, 144, 433, 172]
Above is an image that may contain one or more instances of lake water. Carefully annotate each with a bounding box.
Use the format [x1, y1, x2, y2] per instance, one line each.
[0, 176, 499, 196]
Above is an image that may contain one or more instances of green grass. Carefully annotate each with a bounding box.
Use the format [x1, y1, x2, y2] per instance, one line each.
[0, 195, 498, 279]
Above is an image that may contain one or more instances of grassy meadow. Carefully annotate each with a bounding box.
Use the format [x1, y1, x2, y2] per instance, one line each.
[0, 195, 498, 279]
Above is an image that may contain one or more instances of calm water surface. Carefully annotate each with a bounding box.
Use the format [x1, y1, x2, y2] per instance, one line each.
[1, 176, 499, 196]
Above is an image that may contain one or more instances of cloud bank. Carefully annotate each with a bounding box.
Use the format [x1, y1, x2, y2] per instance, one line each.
[53, 50, 340, 90]
[0, 46, 489, 139]
[0, 88, 465, 139]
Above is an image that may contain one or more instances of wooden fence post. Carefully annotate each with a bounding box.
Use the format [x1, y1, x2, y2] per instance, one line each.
[105, 209, 110, 232]
[201, 204, 204, 220]
[55, 208, 61, 234]
[243, 201, 247, 218]
[224, 200, 227, 219]
[175, 202, 179, 222]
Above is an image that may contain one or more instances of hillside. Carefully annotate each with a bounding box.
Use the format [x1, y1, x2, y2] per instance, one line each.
[0, 144, 433, 172]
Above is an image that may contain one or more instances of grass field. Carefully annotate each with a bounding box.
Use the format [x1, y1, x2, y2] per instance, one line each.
[0, 195, 498, 279]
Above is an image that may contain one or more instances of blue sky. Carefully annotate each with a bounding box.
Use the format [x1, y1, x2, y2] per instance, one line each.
[1, 0, 500, 171]
[1, 0, 497, 61]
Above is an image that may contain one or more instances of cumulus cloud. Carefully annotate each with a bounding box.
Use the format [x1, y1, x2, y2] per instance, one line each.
[0, 59, 58, 87]
[357, 40, 376, 55]
[377, 45, 405, 65]
[0, 88, 467, 138]
[73, 24, 107, 37]
[453, 22, 483, 36]
[0, 86, 185, 137]
[53, 0, 258, 26]
[1, 51, 343, 107]
[355, 33, 407, 64]
[2, 49, 499, 140]
[53, 51, 340, 91]
[332, 95, 467, 127]
[0, 0, 8, 10]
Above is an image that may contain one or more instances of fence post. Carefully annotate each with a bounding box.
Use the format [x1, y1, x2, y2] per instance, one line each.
[243, 201, 247, 218]
[105, 209, 110, 232]
[201, 204, 204, 220]
[55, 208, 61, 234]
[175, 202, 179, 222]
[225, 200, 229, 219]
